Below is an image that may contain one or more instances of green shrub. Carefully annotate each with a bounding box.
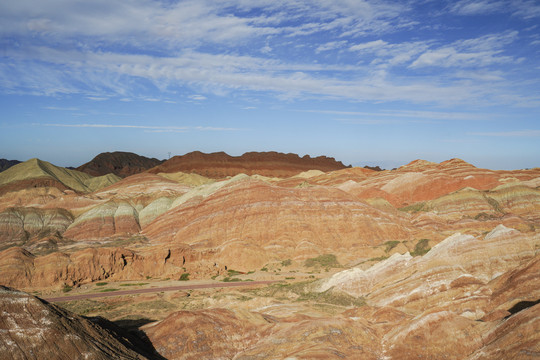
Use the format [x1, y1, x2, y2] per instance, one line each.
[384, 241, 400, 253]
[119, 283, 148, 287]
[411, 239, 431, 256]
[62, 285, 73, 293]
[100, 288, 119, 293]
[305, 254, 339, 268]
[179, 273, 190, 281]
[369, 256, 389, 262]
[281, 259, 292, 267]
[96, 282, 108, 286]
[399, 202, 426, 213]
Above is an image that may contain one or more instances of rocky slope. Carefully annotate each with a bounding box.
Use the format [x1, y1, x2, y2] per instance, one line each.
[147, 151, 350, 178]
[77, 151, 164, 178]
[140, 224, 539, 360]
[0, 286, 155, 359]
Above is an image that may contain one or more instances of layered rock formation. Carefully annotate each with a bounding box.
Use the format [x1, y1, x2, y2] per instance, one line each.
[143, 176, 413, 270]
[147, 151, 350, 178]
[0, 286, 154, 359]
[0, 207, 73, 251]
[77, 151, 164, 178]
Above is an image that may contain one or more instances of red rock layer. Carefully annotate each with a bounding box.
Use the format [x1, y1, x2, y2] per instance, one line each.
[0, 177, 71, 196]
[77, 151, 164, 178]
[147, 151, 350, 178]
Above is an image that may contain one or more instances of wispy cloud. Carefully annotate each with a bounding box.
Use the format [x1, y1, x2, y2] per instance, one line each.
[301, 109, 492, 121]
[44, 106, 79, 111]
[450, 0, 540, 19]
[39, 123, 240, 132]
[450, 0, 505, 15]
[0, 1, 538, 109]
[470, 130, 540, 137]
[410, 31, 518, 69]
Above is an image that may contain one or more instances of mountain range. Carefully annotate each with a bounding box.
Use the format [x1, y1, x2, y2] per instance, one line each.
[0, 151, 538, 359]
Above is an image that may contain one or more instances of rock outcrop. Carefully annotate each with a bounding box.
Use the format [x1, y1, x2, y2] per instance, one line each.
[77, 151, 164, 178]
[147, 151, 350, 178]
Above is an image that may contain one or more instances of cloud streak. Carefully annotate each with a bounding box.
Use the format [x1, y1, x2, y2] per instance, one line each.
[40, 123, 241, 132]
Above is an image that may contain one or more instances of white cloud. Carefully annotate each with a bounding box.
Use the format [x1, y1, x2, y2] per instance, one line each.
[410, 31, 518, 68]
[188, 94, 207, 101]
[316, 41, 348, 53]
[450, 0, 505, 15]
[349, 39, 388, 51]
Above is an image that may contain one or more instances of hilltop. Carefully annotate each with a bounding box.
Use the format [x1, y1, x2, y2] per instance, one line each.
[77, 151, 164, 178]
[0, 158, 120, 195]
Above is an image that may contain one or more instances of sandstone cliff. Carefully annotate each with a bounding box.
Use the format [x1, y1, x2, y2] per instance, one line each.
[147, 151, 350, 178]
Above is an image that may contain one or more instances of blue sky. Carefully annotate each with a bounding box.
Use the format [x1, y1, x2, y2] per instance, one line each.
[1, 0, 539, 170]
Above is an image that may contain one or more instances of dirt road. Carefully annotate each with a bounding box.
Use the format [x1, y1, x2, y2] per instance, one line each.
[44, 280, 277, 302]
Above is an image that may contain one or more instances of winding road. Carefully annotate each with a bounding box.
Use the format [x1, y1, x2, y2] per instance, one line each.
[44, 280, 277, 302]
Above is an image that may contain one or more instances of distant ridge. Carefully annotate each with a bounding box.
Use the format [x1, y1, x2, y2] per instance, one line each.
[0, 159, 21, 172]
[77, 151, 164, 178]
[147, 151, 351, 178]
[0, 158, 120, 195]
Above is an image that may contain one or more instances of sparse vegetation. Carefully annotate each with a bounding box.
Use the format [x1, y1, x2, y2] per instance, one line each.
[222, 277, 242, 282]
[227, 269, 243, 276]
[369, 256, 389, 262]
[179, 273, 190, 281]
[399, 202, 426, 213]
[119, 283, 148, 287]
[260, 267, 268, 272]
[62, 285, 73, 293]
[99, 288, 119, 293]
[250, 280, 365, 307]
[486, 196, 505, 214]
[304, 254, 340, 268]
[96, 282, 108, 286]
[384, 240, 400, 253]
[411, 239, 431, 256]
[281, 259, 292, 267]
